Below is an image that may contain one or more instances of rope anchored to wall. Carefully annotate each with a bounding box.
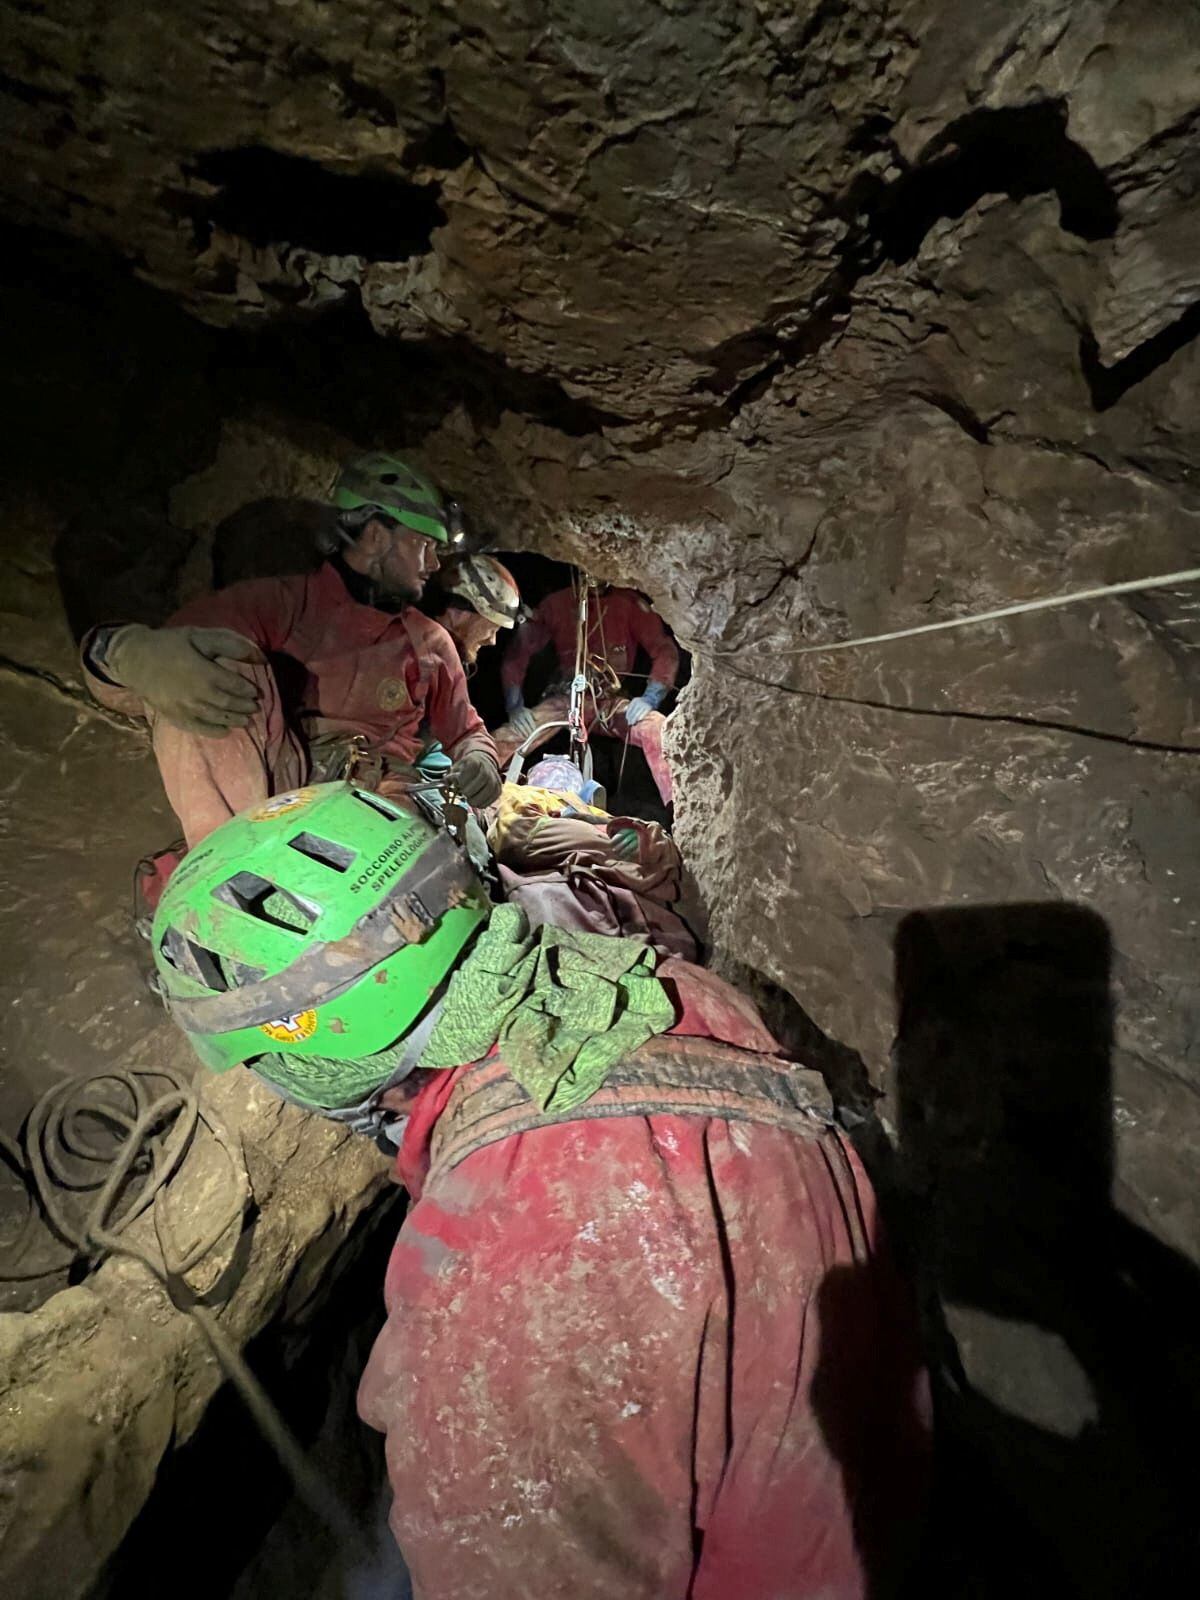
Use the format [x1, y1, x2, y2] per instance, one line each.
[679, 566, 1200, 659]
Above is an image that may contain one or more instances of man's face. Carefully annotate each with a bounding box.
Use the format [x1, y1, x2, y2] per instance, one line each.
[444, 605, 500, 665]
[373, 522, 441, 604]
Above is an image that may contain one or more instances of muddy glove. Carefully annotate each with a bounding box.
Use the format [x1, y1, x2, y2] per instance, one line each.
[624, 679, 668, 728]
[450, 750, 503, 808]
[105, 624, 265, 735]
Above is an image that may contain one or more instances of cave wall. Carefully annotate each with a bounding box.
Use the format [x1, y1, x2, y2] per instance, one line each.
[1, 1, 1199, 1584]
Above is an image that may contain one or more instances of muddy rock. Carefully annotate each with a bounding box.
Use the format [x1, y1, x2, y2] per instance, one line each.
[0, 1073, 390, 1600]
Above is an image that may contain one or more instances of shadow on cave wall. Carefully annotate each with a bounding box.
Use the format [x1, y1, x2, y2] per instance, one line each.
[877, 903, 1200, 1597]
[697, 97, 1121, 417]
[212, 496, 331, 587]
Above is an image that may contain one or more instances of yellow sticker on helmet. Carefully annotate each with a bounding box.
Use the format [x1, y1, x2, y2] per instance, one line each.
[259, 1009, 318, 1044]
[247, 790, 317, 822]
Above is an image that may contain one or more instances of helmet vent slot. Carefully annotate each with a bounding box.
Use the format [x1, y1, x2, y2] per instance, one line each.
[159, 928, 230, 993]
[352, 789, 403, 823]
[287, 832, 355, 873]
[214, 871, 319, 933]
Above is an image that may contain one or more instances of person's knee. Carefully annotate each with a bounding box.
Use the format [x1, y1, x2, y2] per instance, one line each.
[149, 658, 279, 744]
[631, 709, 667, 745]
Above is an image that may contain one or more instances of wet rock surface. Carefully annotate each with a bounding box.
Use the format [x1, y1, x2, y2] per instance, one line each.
[0, 0, 1198, 1591]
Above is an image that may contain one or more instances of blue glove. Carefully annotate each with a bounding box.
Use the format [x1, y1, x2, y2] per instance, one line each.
[625, 680, 668, 726]
[503, 683, 525, 716]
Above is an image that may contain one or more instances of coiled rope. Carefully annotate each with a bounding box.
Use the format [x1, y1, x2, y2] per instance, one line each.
[0, 1065, 358, 1547]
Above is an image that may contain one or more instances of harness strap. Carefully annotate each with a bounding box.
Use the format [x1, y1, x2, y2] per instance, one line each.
[427, 1034, 834, 1183]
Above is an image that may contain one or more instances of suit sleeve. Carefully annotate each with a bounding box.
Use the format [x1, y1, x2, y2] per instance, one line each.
[425, 629, 499, 765]
[499, 605, 551, 693]
[629, 600, 680, 689]
[165, 576, 302, 653]
[79, 577, 301, 718]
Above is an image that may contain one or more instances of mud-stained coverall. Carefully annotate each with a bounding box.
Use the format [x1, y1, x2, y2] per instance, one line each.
[83, 561, 496, 846]
[497, 587, 680, 803]
[359, 962, 930, 1600]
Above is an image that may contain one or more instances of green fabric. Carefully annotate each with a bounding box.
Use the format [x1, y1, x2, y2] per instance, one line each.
[261, 889, 311, 933]
[421, 904, 675, 1113]
[255, 1034, 414, 1110]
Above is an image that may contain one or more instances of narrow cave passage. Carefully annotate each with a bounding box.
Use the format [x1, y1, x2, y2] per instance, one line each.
[2, 8, 1199, 1600]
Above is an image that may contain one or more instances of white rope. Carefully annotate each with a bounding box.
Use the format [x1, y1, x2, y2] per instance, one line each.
[686, 567, 1200, 658]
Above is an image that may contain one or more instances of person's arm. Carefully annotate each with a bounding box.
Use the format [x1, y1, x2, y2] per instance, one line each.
[629, 598, 680, 691]
[620, 595, 680, 725]
[168, 575, 302, 654]
[424, 627, 502, 805]
[79, 577, 297, 730]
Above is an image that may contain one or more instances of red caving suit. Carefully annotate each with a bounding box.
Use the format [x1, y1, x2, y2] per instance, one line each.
[359, 962, 930, 1600]
[83, 561, 496, 846]
[497, 586, 680, 804]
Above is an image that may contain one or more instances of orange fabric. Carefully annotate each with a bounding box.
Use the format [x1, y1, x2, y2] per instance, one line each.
[83, 562, 496, 845]
[360, 963, 930, 1599]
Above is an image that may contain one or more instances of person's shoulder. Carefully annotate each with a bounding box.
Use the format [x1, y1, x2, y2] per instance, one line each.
[610, 586, 652, 613]
[405, 606, 458, 656]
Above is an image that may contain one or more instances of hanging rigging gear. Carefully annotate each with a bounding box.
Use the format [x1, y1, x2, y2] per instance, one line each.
[503, 570, 655, 800]
[572, 570, 647, 805]
[568, 570, 600, 786]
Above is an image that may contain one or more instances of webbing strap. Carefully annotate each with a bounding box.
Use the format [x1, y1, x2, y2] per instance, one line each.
[251, 997, 446, 1126]
[426, 1035, 834, 1183]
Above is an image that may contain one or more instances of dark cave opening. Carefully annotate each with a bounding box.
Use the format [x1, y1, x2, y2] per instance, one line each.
[857, 99, 1120, 266]
[182, 146, 447, 261]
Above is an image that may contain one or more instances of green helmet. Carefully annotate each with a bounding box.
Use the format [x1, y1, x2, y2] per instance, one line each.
[151, 783, 487, 1107]
[331, 452, 450, 542]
